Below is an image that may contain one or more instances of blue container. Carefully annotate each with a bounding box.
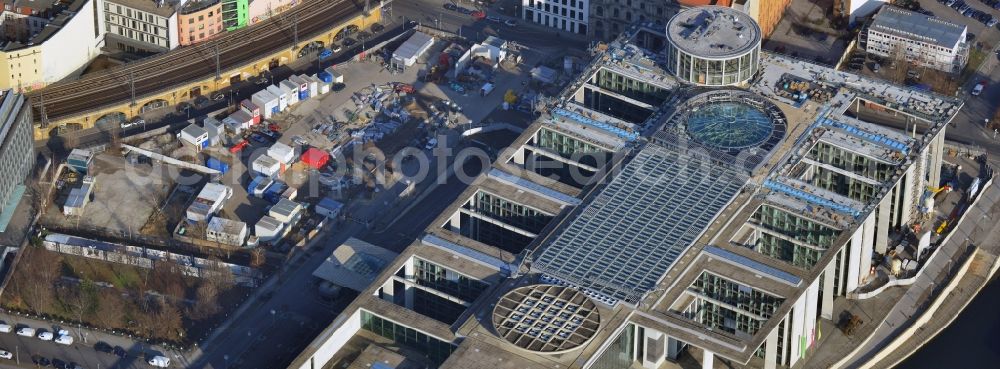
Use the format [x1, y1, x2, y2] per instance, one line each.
[299, 90, 309, 101]
[319, 49, 333, 60]
[318, 72, 333, 83]
[206, 157, 230, 174]
[263, 181, 287, 203]
[201, 140, 209, 148]
[247, 176, 265, 194]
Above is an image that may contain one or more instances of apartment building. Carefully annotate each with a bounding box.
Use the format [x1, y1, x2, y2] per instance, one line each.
[99, 0, 181, 54]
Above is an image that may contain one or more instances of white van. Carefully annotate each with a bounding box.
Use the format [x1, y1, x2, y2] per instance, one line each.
[147, 355, 171, 367]
[0, 323, 11, 333]
[55, 334, 74, 345]
[37, 331, 54, 341]
[15, 327, 35, 337]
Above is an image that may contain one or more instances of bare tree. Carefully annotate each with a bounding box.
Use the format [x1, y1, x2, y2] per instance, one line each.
[152, 302, 184, 341]
[191, 282, 220, 319]
[93, 289, 126, 329]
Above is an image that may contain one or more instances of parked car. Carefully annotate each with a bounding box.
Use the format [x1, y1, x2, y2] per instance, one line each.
[113, 346, 128, 358]
[0, 323, 11, 333]
[0, 350, 12, 360]
[988, 17, 998, 27]
[16, 327, 35, 337]
[443, 3, 457, 10]
[504, 19, 518, 27]
[147, 356, 171, 368]
[94, 341, 114, 354]
[371, 22, 384, 33]
[458, 7, 473, 14]
[31, 355, 50, 367]
[55, 334, 74, 345]
[331, 43, 342, 52]
[38, 331, 54, 341]
[972, 80, 986, 96]
[471, 10, 486, 19]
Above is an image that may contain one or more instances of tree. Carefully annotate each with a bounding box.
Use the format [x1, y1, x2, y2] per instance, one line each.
[191, 282, 220, 319]
[93, 289, 126, 329]
[152, 302, 184, 341]
[250, 248, 266, 268]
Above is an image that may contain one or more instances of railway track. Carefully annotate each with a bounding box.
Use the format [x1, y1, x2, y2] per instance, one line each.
[27, 0, 364, 122]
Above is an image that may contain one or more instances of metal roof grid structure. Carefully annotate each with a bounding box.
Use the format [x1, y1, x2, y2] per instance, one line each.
[492, 284, 601, 353]
[763, 179, 862, 217]
[532, 143, 748, 304]
[666, 6, 761, 58]
[870, 6, 966, 50]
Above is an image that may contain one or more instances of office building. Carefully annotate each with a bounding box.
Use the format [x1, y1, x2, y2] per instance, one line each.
[588, 0, 791, 41]
[0, 90, 34, 231]
[99, 0, 181, 54]
[866, 6, 968, 73]
[522, 0, 589, 34]
[288, 9, 963, 369]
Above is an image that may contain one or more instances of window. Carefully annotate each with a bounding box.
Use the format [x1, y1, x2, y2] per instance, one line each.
[189, 18, 194, 24]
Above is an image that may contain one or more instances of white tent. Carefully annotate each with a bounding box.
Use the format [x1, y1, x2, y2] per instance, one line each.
[393, 32, 434, 67]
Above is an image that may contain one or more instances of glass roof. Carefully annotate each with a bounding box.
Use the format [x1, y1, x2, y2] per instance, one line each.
[687, 102, 775, 151]
[532, 143, 748, 304]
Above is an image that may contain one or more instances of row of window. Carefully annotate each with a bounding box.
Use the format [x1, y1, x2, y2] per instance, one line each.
[106, 15, 167, 38]
[469, 190, 553, 234]
[106, 4, 168, 27]
[411, 257, 489, 302]
[359, 311, 456, 365]
[527, 0, 585, 10]
[868, 31, 956, 53]
[528, 2, 585, 21]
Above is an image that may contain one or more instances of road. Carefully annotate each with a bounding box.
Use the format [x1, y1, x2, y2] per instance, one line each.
[0, 311, 179, 369]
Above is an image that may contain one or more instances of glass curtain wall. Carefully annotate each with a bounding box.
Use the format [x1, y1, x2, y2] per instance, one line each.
[360, 311, 457, 365]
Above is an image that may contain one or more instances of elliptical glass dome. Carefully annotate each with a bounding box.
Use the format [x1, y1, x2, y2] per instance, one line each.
[686, 102, 775, 151]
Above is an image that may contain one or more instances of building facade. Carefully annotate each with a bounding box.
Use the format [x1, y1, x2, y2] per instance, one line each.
[588, 0, 790, 41]
[0, 90, 35, 231]
[246, 0, 295, 26]
[99, 0, 180, 54]
[221, 0, 246, 30]
[0, 0, 99, 91]
[866, 6, 968, 73]
[521, 0, 589, 34]
[177, 0, 222, 46]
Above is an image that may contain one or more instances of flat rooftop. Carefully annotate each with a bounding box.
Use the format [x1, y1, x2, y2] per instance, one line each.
[666, 6, 761, 58]
[871, 5, 966, 49]
[106, 0, 180, 18]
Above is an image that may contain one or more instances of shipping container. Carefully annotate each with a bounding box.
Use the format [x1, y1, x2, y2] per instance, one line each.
[266, 85, 289, 112]
[314, 73, 331, 94]
[205, 157, 230, 173]
[248, 176, 274, 196]
[240, 99, 262, 125]
[263, 181, 288, 203]
[252, 154, 282, 177]
[268, 142, 296, 164]
[299, 74, 318, 97]
[280, 80, 301, 105]
[325, 67, 344, 83]
[252, 90, 280, 119]
[289, 76, 311, 101]
[317, 71, 334, 83]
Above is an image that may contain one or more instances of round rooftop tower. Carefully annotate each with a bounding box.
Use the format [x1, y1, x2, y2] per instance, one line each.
[665, 6, 762, 86]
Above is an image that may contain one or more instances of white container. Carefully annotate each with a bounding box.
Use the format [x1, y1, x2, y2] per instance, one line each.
[266, 85, 288, 111]
[280, 80, 300, 105]
[325, 67, 344, 83]
[252, 154, 281, 177]
[267, 142, 296, 164]
[314, 74, 330, 94]
[300, 74, 318, 97]
[252, 89, 280, 119]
